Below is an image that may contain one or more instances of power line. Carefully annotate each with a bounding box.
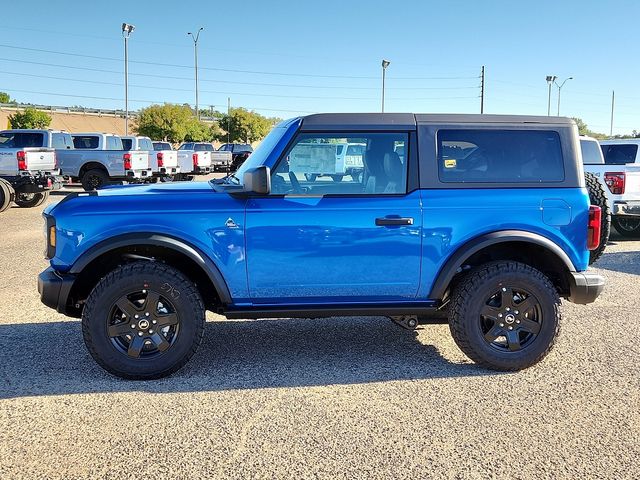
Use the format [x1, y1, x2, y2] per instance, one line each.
[0, 43, 480, 81]
[0, 87, 317, 114]
[0, 57, 478, 91]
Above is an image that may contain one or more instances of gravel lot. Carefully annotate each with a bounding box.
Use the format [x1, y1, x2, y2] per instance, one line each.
[0, 181, 638, 479]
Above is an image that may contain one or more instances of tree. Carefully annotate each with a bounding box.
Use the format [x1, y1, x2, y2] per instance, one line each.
[8, 108, 52, 129]
[135, 104, 212, 143]
[0, 92, 11, 104]
[216, 108, 277, 143]
[571, 117, 606, 140]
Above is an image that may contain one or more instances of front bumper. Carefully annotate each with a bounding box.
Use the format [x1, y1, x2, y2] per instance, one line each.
[567, 271, 605, 304]
[38, 267, 77, 316]
[612, 201, 640, 217]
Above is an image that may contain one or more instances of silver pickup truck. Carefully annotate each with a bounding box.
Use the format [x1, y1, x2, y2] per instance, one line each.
[0, 129, 62, 212]
[65, 133, 152, 190]
[177, 142, 231, 174]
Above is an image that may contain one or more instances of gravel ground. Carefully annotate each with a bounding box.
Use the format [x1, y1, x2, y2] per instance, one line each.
[0, 182, 638, 479]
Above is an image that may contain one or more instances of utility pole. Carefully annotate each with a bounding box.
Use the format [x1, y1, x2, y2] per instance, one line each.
[227, 97, 231, 146]
[554, 76, 573, 116]
[545, 75, 556, 116]
[610, 90, 615, 137]
[121, 23, 135, 135]
[381, 59, 390, 113]
[480, 65, 485, 114]
[188, 27, 204, 119]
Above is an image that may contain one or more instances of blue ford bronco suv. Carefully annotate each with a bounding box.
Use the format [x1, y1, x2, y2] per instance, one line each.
[38, 113, 605, 379]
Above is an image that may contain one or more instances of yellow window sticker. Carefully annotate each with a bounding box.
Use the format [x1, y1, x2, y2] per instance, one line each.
[444, 159, 457, 168]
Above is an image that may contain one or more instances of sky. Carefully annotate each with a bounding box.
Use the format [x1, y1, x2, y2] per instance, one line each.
[0, 0, 638, 135]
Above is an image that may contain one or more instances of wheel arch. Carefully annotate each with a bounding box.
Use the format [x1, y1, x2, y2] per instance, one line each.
[65, 233, 232, 317]
[429, 230, 577, 301]
[79, 162, 109, 176]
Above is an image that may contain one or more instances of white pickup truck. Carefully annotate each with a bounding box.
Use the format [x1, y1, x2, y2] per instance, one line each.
[152, 141, 187, 180]
[68, 133, 152, 190]
[582, 136, 640, 237]
[177, 142, 231, 174]
[122, 136, 159, 178]
[0, 129, 62, 211]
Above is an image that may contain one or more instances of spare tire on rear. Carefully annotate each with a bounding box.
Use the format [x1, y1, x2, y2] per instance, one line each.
[584, 172, 611, 264]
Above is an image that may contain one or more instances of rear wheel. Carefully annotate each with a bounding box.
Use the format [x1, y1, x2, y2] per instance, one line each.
[330, 174, 344, 182]
[612, 217, 640, 238]
[82, 262, 205, 379]
[584, 171, 611, 263]
[81, 169, 110, 191]
[304, 173, 317, 182]
[14, 191, 49, 208]
[0, 179, 15, 213]
[449, 261, 560, 371]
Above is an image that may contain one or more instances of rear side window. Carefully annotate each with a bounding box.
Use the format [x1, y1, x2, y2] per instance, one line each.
[437, 129, 565, 183]
[194, 143, 213, 151]
[580, 139, 604, 164]
[600, 144, 638, 165]
[72, 136, 99, 149]
[0, 132, 45, 148]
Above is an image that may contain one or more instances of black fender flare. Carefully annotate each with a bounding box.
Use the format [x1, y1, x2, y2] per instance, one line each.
[428, 230, 576, 300]
[69, 232, 232, 304]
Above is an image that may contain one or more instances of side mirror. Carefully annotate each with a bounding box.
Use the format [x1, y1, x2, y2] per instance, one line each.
[243, 166, 271, 194]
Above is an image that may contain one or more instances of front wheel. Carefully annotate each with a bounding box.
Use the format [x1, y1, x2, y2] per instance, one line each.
[612, 217, 640, 238]
[82, 262, 205, 379]
[14, 191, 49, 208]
[449, 261, 560, 371]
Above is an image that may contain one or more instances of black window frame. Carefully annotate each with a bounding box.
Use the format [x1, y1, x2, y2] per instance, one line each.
[266, 129, 418, 198]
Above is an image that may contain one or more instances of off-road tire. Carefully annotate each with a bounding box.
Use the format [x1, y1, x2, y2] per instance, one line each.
[0, 179, 15, 213]
[612, 217, 640, 238]
[82, 262, 206, 380]
[81, 168, 110, 191]
[449, 261, 561, 371]
[584, 172, 611, 264]
[14, 191, 49, 208]
[330, 174, 344, 182]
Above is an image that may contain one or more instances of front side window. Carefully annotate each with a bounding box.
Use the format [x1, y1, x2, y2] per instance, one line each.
[107, 136, 123, 150]
[580, 139, 603, 164]
[601, 144, 638, 165]
[271, 132, 408, 195]
[138, 138, 154, 151]
[437, 129, 565, 183]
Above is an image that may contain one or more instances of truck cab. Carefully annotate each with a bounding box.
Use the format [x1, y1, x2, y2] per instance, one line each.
[70, 133, 152, 190]
[38, 113, 604, 379]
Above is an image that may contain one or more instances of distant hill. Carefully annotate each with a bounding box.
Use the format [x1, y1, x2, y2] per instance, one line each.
[0, 108, 126, 135]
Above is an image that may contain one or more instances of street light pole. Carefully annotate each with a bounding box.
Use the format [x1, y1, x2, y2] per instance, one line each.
[545, 75, 556, 116]
[188, 27, 204, 119]
[554, 76, 573, 116]
[381, 59, 390, 113]
[121, 23, 135, 135]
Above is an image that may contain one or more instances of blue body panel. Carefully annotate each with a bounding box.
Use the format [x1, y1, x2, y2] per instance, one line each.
[46, 117, 591, 309]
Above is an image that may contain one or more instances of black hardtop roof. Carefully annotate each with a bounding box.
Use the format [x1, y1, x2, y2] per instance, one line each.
[300, 113, 575, 130]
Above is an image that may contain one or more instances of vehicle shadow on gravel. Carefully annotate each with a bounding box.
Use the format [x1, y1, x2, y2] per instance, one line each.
[0, 316, 494, 399]
[595, 250, 640, 275]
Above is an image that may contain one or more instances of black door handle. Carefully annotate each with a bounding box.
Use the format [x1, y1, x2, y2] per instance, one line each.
[375, 217, 414, 226]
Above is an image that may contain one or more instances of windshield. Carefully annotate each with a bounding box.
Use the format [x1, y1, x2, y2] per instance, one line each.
[153, 142, 171, 151]
[233, 125, 290, 183]
[0, 132, 45, 148]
